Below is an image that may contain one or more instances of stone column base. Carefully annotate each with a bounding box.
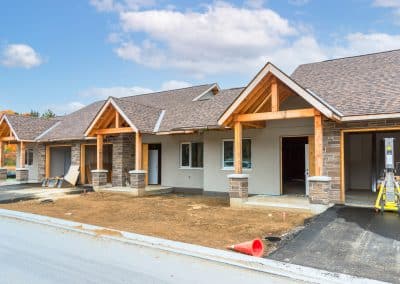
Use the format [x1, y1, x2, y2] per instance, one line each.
[129, 170, 146, 197]
[228, 174, 249, 207]
[91, 170, 108, 191]
[0, 168, 7, 181]
[308, 176, 332, 205]
[16, 168, 29, 182]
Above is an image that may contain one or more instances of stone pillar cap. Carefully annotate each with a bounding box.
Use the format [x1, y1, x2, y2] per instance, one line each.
[129, 170, 147, 174]
[16, 168, 29, 171]
[308, 176, 331, 182]
[227, 173, 249, 179]
[91, 169, 109, 173]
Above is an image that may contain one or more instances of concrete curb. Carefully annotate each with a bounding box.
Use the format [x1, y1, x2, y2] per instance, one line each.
[0, 209, 385, 284]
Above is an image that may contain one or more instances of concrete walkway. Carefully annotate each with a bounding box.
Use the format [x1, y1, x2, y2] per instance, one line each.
[0, 184, 83, 203]
[270, 206, 400, 283]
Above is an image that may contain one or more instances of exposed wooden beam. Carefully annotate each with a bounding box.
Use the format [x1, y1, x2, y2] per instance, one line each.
[20, 142, 25, 168]
[314, 111, 323, 176]
[271, 80, 279, 112]
[45, 145, 50, 178]
[94, 127, 133, 135]
[0, 137, 16, 142]
[115, 112, 121, 128]
[80, 144, 86, 185]
[135, 132, 142, 170]
[236, 108, 315, 123]
[234, 121, 242, 174]
[97, 134, 104, 170]
[253, 92, 272, 113]
[0, 141, 3, 168]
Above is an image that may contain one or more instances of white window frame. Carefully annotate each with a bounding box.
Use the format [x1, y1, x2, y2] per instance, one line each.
[221, 138, 252, 170]
[180, 142, 204, 169]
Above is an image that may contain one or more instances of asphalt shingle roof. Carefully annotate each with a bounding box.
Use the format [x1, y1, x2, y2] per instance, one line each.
[5, 115, 60, 141]
[291, 49, 400, 116]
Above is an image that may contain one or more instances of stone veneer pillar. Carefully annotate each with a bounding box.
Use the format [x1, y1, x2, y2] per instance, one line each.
[91, 170, 108, 191]
[228, 174, 249, 207]
[16, 168, 29, 182]
[0, 168, 7, 181]
[308, 176, 332, 205]
[129, 170, 146, 196]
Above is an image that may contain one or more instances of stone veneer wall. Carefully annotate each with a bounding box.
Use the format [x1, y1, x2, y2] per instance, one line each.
[323, 118, 400, 204]
[108, 134, 135, 187]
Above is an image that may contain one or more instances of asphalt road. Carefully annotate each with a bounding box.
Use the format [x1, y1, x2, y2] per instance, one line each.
[270, 206, 400, 284]
[0, 216, 297, 284]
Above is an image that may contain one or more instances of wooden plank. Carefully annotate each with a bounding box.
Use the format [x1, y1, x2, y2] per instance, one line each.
[20, 142, 25, 168]
[314, 112, 323, 176]
[308, 135, 315, 176]
[142, 144, 149, 185]
[236, 108, 315, 122]
[271, 80, 279, 112]
[94, 127, 133, 135]
[80, 144, 85, 184]
[234, 121, 242, 174]
[340, 130, 345, 203]
[135, 132, 142, 170]
[97, 134, 104, 170]
[45, 145, 51, 178]
[253, 92, 272, 113]
[0, 141, 3, 167]
[116, 112, 121, 128]
[0, 137, 16, 142]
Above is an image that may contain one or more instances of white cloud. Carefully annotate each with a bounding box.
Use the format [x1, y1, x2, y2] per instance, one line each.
[332, 33, 400, 58]
[90, 0, 155, 12]
[161, 80, 192, 90]
[79, 85, 154, 99]
[48, 101, 86, 115]
[373, 0, 400, 8]
[1, 44, 43, 69]
[288, 0, 310, 6]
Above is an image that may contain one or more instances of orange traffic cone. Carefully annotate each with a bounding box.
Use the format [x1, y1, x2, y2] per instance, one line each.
[228, 239, 264, 257]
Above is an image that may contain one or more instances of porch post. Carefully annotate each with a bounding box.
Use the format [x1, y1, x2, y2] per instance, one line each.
[229, 120, 248, 207]
[92, 134, 107, 191]
[308, 110, 331, 204]
[0, 141, 6, 181]
[130, 131, 146, 196]
[16, 142, 28, 182]
[234, 121, 242, 174]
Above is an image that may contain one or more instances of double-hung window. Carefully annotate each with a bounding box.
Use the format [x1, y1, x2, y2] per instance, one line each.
[25, 149, 34, 166]
[222, 139, 252, 170]
[180, 142, 204, 168]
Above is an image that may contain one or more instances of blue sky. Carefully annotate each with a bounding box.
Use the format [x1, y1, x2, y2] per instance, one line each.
[1, 0, 400, 114]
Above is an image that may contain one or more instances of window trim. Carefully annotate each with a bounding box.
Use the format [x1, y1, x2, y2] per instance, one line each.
[221, 138, 252, 170]
[25, 148, 34, 166]
[179, 142, 204, 169]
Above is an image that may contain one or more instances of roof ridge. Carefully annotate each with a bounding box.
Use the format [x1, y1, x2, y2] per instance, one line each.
[6, 113, 61, 121]
[297, 48, 400, 68]
[118, 83, 216, 100]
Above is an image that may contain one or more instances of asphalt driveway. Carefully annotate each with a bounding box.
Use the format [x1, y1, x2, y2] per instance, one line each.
[270, 206, 400, 283]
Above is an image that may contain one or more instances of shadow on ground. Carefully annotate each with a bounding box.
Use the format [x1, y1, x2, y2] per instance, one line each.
[269, 205, 400, 283]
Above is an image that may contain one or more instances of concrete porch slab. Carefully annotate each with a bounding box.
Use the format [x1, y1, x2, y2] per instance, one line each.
[96, 185, 173, 196]
[243, 195, 330, 214]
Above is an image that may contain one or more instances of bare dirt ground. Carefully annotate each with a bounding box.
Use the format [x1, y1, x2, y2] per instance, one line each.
[0, 192, 312, 253]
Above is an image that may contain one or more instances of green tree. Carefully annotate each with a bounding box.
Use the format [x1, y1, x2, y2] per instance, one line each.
[30, 110, 40, 117]
[41, 109, 56, 118]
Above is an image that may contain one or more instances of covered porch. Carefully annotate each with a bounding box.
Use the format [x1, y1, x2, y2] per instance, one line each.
[218, 63, 334, 207]
[85, 97, 165, 196]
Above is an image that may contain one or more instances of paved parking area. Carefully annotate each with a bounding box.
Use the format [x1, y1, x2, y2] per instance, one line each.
[270, 206, 400, 283]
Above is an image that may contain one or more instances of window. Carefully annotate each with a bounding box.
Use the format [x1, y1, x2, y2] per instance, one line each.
[222, 139, 252, 169]
[180, 142, 203, 168]
[25, 149, 34, 166]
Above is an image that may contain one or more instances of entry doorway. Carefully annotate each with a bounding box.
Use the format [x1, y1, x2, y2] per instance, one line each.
[50, 146, 71, 177]
[281, 136, 310, 196]
[83, 144, 113, 184]
[147, 144, 161, 185]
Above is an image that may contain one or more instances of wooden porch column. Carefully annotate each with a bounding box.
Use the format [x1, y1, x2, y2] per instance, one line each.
[45, 145, 50, 178]
[271, 80, 279, 112]
[20, 142, 25, 168]
[97, 134, 104, 170]
[234, 121, 242, 174]
[135, 131, 142, 170]
[0, 141, 3, 168]
[314, 111, 323, 176]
